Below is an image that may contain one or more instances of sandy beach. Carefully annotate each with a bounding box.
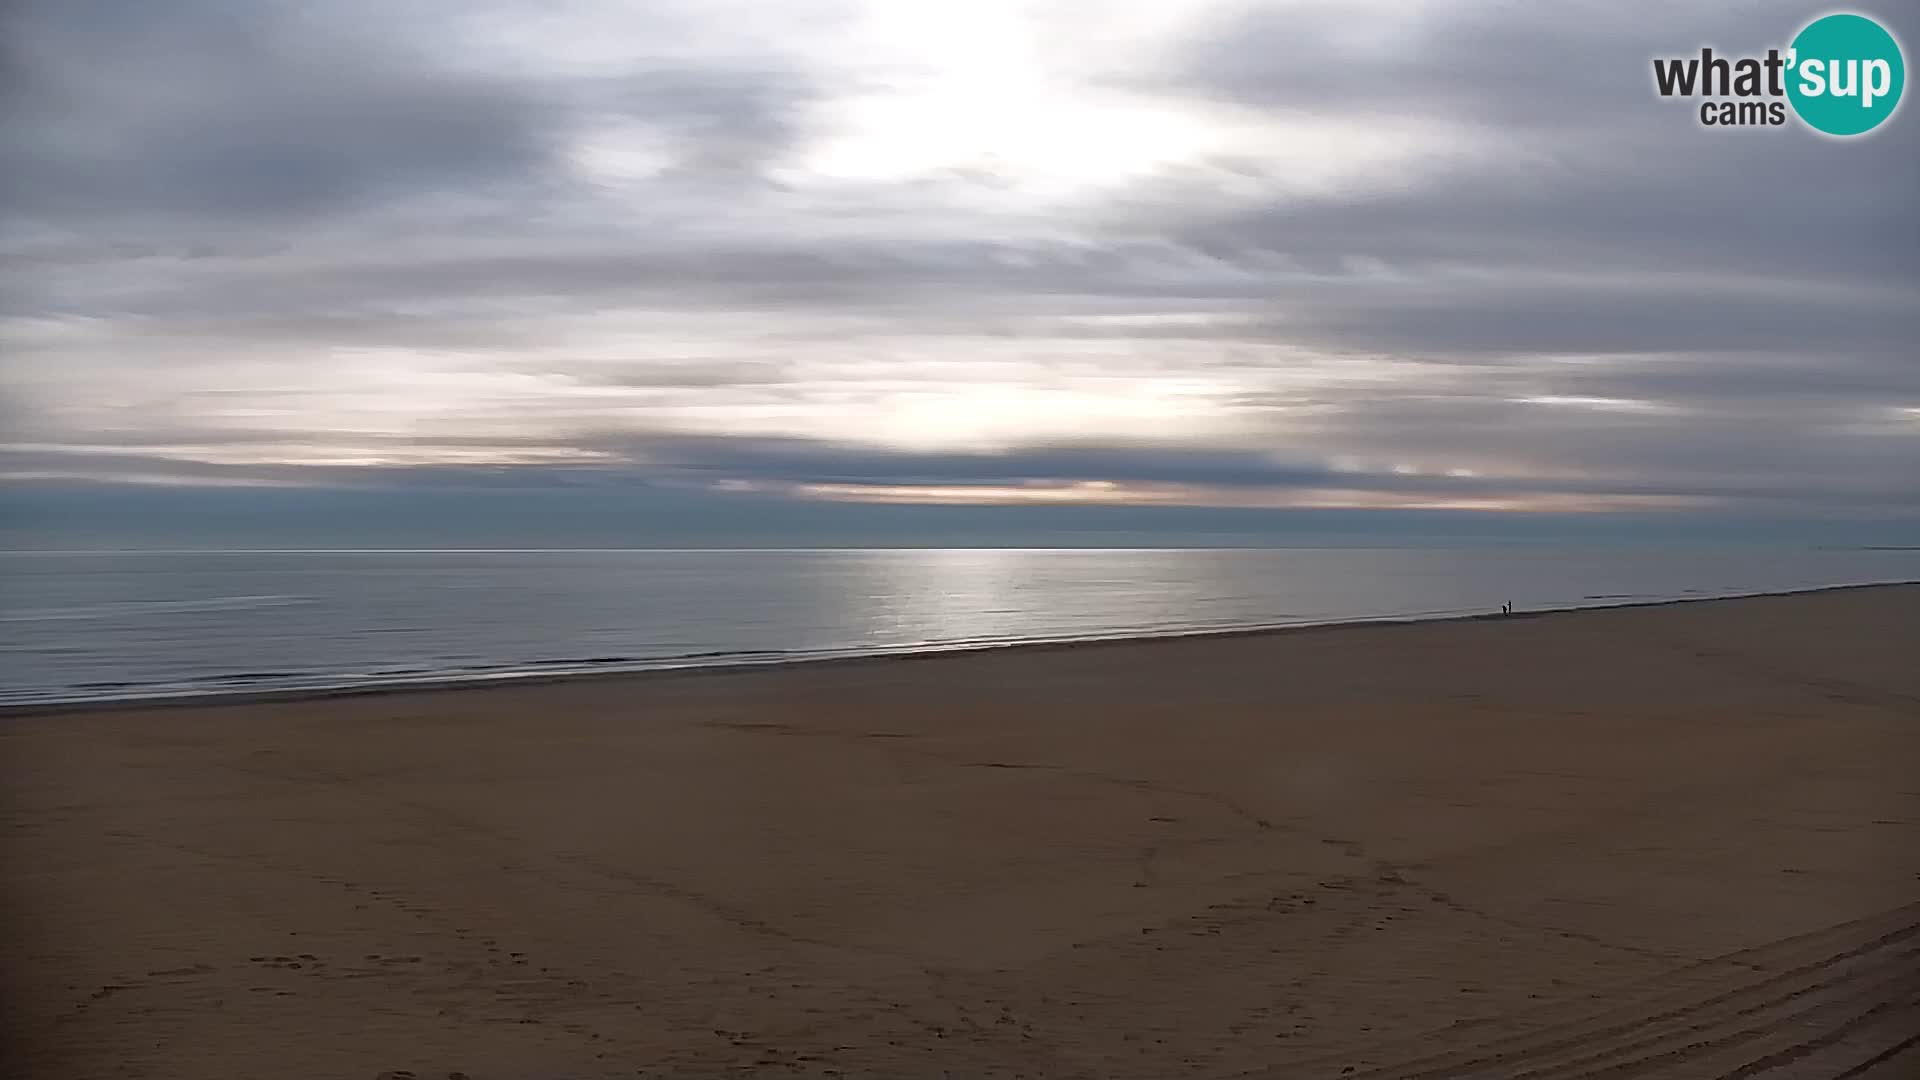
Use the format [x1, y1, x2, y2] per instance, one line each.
[5, 585, 1917, 1079]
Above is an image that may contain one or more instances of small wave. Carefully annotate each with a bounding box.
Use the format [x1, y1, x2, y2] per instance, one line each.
[664, 648, 787, 661]
[465, 650, 788, 672]
[0, 595, 312, 622]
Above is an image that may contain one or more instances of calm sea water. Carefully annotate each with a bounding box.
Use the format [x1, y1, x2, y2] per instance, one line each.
[2, 547, 1916, 708]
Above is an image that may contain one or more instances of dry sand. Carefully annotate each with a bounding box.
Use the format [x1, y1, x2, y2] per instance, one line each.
[5, 585, 1918, 1079]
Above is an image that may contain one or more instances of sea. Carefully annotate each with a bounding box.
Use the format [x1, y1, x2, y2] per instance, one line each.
[2, 546, 1916, 708]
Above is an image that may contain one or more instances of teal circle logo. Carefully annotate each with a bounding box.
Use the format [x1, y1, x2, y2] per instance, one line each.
[1786, 13, 1905, 136]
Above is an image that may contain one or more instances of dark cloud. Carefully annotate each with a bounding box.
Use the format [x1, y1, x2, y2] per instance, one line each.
[24, 430, 1920, 515]
[1275, 278, 1920, 357]
[0, 0, 813, 234]
[1263, 391, 1920, 507]
[1160, 144, 1918, 283]
[46, 419, 1901, 507]
[559, 360, 797, 389]
[593, 433, 1360, 488]
[594, 68, 821, 178]
[0, 0, 565, 228]
[1167, 1, 1780, 127]
[0, 433, 1620, 502]
[1138, 0, 1917, 297]
[1553, 352, 1920, 409]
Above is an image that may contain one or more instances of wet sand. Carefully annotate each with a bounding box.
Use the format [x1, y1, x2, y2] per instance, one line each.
[6, 585, 1918, 1078]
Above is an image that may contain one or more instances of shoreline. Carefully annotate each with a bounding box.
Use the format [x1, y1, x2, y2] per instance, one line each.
[8, 577, 1915, 719]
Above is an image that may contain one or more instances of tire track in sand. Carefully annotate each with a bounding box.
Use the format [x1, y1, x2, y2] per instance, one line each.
[1244, 900, 1920, 1079]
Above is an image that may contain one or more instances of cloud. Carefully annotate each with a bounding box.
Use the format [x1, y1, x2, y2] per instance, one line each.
[0, 0, 566, 229]
[597, 67, 822, 178]
[0, 0, 825, 238]
[1, 0, 1915, 535]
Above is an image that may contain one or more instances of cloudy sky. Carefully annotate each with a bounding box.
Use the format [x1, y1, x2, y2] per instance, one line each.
[2, 0, 1916, 544]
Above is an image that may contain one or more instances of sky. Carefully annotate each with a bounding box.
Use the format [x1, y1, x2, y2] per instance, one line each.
[1, 0, 1916, 547]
